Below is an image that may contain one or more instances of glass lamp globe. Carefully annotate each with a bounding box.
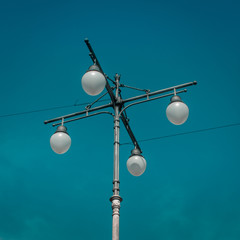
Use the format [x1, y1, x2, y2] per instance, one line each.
[50, 126, 71, 154]
[81, 65, 106, 96]
[166, 95, 189, 125]
[127, 149, 147, 176]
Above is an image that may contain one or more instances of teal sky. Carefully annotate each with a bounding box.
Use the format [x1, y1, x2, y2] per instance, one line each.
[0, 0, 240, 239]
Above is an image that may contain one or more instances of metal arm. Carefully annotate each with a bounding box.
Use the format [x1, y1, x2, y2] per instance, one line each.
[85, 91, 110, 110]
[84, 39, 142, 153]
[120, 115, 142, 152]
[44, 102, 113, 124]
[120, 83, 150, 93]
[52, 111, 114, 127]
[119, 89, 187, 117]
[122, 81, 197, 104]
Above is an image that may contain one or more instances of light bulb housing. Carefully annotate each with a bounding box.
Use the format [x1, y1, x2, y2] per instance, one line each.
[81, 64, 106, 96]
[166, 95, 189, 125]
[50, 125, 71, 154]
[127, 148, 147, 176]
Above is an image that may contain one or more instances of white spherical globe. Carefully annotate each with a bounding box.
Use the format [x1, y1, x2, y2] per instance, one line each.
[127, 155, 147, 176]
[81, 70, 106, 96]
[50, 132, 71, 154]
[166, 101, 189, 125]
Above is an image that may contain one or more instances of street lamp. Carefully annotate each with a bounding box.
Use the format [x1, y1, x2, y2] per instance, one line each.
[81, 64, 106, 96]
[44, 38, 197, 240]
[50, 125, 71, 154]
[166, 95, 189, 125]
[127, 148, 146, 176]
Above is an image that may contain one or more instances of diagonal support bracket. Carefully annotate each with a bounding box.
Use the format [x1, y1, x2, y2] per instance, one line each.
[120, 115, 142, 152]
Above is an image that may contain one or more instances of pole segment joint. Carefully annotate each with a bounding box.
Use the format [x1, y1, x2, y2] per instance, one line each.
[110, 195, 123, 216]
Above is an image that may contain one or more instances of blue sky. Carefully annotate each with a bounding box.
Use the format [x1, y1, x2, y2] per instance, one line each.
[0, 0, 240, 239]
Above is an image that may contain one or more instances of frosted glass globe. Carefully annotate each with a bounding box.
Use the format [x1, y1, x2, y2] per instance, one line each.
[81, 70, 106, 96]
[127, 155, 147, 176]
[50, 132, 71, 154]
[166, 101, 189, 125]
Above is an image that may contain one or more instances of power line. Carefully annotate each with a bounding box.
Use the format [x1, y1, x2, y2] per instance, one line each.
[120, 123, 240, 145]
[1, 101, 239, 144]
[0, 99, 109, 118]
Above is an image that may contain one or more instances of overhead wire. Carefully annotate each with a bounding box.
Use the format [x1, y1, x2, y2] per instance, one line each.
[0, 100, 239, 144]
[0, 99, 109, 118]
[120, 123, 240, 145]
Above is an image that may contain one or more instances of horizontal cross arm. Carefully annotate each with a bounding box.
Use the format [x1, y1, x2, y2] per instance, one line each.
[122, 81, 197, 104]
[44, 102, 113, 125]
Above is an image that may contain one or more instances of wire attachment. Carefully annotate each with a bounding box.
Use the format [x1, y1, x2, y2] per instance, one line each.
[85, 104, 91, 110]
[119, 83, 150, 94]
[146, 91, 149, 100]
[85, 91, 109, 111]
[106, 75, 116, 84]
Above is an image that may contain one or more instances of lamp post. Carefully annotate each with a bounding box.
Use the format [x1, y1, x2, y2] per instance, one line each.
[44, 39, 197, 240]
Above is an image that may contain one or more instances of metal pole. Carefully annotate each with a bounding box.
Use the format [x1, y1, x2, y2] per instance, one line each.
[44, 39, 198, 240]
[110, 74, 122, 240]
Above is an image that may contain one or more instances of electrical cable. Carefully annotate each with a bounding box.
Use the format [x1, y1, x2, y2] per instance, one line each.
[120, 123, 240, 145]
[0, 99, 109, 118]
[1, 100, 239, 145]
